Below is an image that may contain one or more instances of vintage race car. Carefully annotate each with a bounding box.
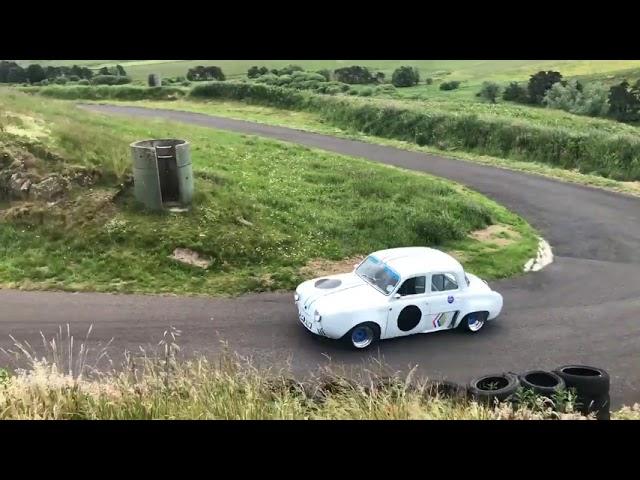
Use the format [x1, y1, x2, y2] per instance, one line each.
[294, 247, 503, 349]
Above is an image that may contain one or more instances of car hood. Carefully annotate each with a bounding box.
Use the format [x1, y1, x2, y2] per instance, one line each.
[297, 272, 387, 315]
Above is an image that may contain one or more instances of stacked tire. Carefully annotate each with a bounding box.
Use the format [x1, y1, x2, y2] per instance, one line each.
[467, 365, 610, 420]
[553, 365, 610, 420]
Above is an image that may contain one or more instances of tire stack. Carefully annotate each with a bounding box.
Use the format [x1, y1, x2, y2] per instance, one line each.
[466, 364, 610, 420]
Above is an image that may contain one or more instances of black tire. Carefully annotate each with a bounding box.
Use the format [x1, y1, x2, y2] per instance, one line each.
[553, 365, 609, 398]
[459, 311, 488, 333]
[425, 379, 468, 401]
[468, 373, 520, 404]
[343, 323, 379, 350]
[591, 394, 611, 420]
[519, 370, 565, 397]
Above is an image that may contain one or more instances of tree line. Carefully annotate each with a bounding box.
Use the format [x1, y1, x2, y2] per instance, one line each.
[0, 61, 128, 84]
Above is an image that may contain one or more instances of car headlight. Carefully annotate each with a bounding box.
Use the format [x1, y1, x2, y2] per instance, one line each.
[314, 310, 322, 322]
[294, 293, 300, 302]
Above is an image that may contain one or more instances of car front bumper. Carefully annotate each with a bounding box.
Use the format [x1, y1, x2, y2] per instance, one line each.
[295, 300, 329, 337]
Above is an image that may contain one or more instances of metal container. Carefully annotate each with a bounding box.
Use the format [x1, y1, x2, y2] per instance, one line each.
[130, 139, 193, 210]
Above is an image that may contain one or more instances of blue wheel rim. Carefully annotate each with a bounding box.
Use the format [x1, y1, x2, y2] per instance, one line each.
[352, 326, 373, 348]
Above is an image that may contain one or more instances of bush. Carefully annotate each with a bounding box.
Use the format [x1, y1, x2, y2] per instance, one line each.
[187, 81, 640, 181]
[37, 79, 49, 86]
[275, 64, 304, 76]
[248, 66, 269, 78]
[544, 80, 610, 117]
[78, 79, 90, 86]
[29, 85, 187, 101]
[374, 84, 397, 95]
[439, 81, 460, 91]
[186, 66, 225, 82]
[91, 75, 132, 85]
[425, 78, 433, 85]
[608, 80, 640, 123]
[358, 87, 373, 97]
[316, 69, 331, 81]
[528, 71, 563, 105]
[503, 82, 529, 103]
[477, 82, 501, 103]
[391, 66, 420, 87]
[334, 66, 374, 84]
[69, 75, 80, 82]
[26, 64, 46, 83]
[54, 77, 68, 85]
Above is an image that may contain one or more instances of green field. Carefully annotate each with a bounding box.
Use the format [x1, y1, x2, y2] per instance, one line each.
[16, 59, 640, 88]
[0, 90, 538, 295]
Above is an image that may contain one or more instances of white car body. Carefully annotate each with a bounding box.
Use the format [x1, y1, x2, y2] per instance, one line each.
[295, 247, 503, 347]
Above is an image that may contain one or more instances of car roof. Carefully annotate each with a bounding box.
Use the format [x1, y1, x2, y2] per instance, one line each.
[369, 247, 464, 278]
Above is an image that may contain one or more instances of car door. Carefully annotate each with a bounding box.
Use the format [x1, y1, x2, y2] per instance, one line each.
[425, 272, 462, 331]
[385, 276, 430, 338]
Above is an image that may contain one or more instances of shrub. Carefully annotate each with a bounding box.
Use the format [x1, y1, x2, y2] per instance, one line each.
[186, 66, 225, 82]
[425, 78, 433, 85]
[439, 81, 460, 91]
[477, 81, 501, 103]
[316, 69, 331, 81]
[544, 80, 610, 118]
[608, 80, 640, 122]
[7, 67, 27, 83]
[32, 85, 187, 101]
[54, 77, 68, 85]
[374, 84, 397, 95]
[391, 66, 420, 87]
[91, 75, 132, 85]
[187, 81, 640, 181]
[334, 66, 374, 84]
[37, 79, 49, 86]
[502, 82, 529, 103]
[528, 71, 563, 104]
[359, 87, 373, 97]
[68, 75, 80, 82]
[78, 79, 90, 86]
[275, 64, 304, 76]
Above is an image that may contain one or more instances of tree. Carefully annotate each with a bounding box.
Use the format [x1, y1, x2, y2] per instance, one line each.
[502, 82, 529, 103]
[477, 81, 501, 103]
[391, 66, 420, 87]
[186, 66, 225, 81]
[528, 70, 563, 104]
[0, 61, 21, 83]
[99, 67, 110, 75]
[26, 64, 46, 83]
[7, 66, 27, 83]
[247, 66, 261, 78]
[608, 80, 640, 122]
[80, 67, 93, 79]
[334, 66, 373, 84]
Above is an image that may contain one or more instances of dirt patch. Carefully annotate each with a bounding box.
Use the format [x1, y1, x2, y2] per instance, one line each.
[299, 255, 365, 279]
[469, 224, 520, 247]
[446, 250, 469, 263]
[169, 248, 212, 269]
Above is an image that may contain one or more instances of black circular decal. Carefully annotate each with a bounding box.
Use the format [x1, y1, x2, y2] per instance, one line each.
[397, 305, 422, 331]
[314, 278, 342, 289]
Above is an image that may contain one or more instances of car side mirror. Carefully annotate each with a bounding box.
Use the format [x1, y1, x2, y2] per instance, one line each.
[393, 293, 401, 300]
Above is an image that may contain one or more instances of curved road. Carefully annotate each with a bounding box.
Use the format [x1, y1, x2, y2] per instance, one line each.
[2, 104, 640, 407]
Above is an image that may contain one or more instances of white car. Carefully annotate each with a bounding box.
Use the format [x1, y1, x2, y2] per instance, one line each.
[295, 247, 503, 349]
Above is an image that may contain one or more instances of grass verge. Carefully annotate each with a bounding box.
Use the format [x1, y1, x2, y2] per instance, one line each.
[1, 327, 634, 420]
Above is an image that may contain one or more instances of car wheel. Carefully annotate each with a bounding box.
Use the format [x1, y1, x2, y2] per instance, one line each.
[459, 312, 488, 333]
[345, 323, 379, 350]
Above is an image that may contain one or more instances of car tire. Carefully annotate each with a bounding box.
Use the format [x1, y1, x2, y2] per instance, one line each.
[552, 365, 609, 398]
[459, 311, 488, 333]
[553, 365, 610, 418]
[468, 372, 520, 404]
[344, 323, 379, 350]
[519, 370, 565, 397]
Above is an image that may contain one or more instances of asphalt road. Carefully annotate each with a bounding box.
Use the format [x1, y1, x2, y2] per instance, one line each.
[2, 104, 639, 407]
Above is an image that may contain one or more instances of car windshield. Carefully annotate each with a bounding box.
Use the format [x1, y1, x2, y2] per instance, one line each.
[355, 255, 401, 295]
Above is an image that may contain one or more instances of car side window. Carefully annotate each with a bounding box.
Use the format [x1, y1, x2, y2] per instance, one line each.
[431, 273, 458, 292]
[397, 276, 426, 296]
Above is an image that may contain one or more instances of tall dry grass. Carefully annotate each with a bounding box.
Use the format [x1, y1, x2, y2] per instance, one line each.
[0, 326, 632, 420]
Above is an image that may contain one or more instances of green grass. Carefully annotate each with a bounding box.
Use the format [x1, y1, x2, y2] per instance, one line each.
[0, 90, 538, 295]
[107, 98, 640, 197]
